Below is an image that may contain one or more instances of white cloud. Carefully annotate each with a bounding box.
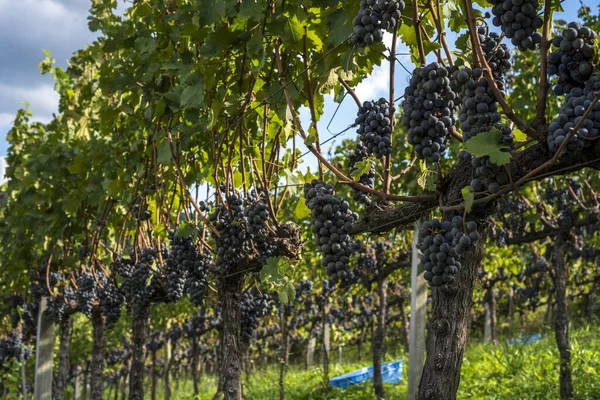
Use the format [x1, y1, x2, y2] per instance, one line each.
[0, 83, 59, 123]
[355, 62, 390, 101]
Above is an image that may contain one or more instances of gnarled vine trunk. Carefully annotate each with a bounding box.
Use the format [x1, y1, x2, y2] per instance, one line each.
[129, 305, 150, 400]
[552, 236, 574, 399]
[191, 336, 200, 395]
[164, 338, 172, 400]
[90, 309, 105, 400]
[373, 277, 388, 399]
[55, 315, 72, 400]
[399, 296, 410, 354]
[322, 302, 331, 389]
[150, 350, 157, 400]
[279, 306, 290, 400]
[417, 229, 484, 400]
[218, 274, 244, 400]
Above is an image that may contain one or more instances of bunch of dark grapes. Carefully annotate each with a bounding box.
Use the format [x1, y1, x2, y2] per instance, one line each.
[351, 0, 404, 47]
[480, 28, 512, 82]
[355, 248, 376, 288]
[451, 67, 514, 193]
[355, 99, 393, 159]
[402, 63, 457, 162]
[119, 248, 156, 311]
[47, 287, 77, 323]
[304, 180, 359, 284]
[75, 272, 105, 318]
[132, 204, 151, 221]
[547, 75, 600, 155]
[165, 232, 198, 302]
[295, 280, 314, 301]
[489, 0, 543, 51]
[451, 68, 511, 143]
[210, 191, 275, 274]
[0, 331, 31, 364]
[548, 22, 596, 95]
[187, 251, 210, 306]
[417, 216, 480, 288]
[348, 143, 375, 205]
[240, 291, 271, 342]
[99, 282, 124, 328]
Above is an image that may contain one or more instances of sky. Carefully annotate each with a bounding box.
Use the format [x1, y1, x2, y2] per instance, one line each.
[0, 0, 594, 183]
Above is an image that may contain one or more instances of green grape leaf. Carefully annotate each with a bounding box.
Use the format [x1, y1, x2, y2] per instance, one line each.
[350, 159, 372, 179]
[462, 186, 474, 213]
[176, 222, 195, 238]
[294, 198, 311, 219]
[464, 128, 512, 165]
[260, 257, 282, 282]
[279, 279, 296, 304]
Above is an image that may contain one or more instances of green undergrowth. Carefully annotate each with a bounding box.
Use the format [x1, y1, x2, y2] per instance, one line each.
[150, 326, 600, 399]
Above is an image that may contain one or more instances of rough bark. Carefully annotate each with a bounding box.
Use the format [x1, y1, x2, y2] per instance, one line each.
[399, 296, 410, 354]
[279, 307, 290, 400]
[508, 287, 514, 340]
[552, 236, 574, 399]
[351, 142, 600, 237]
[483, 301, 492, 343]
[191, 336, 200, 395]
[588, 280, 597, 324]
[82, 371, 88, 400]
[34, 297, 54, 400]
[129, 305, 150, 400]
[408, 223, 428, 400]
[55, 315, 73, 400]
[322, 302, 331, 389]
[90, 309, 105, 400]
[545, 291, 554, 327]
[151, 350, 157, 400]
[218, 273, 244, 400]
[417, 230, 484, 400]
[373, 277, 388, 399]
[164, 336, 172, 400]
[357, 325, 367, 362]
[490, 287, 497, 342]
[120, 365, 128, 400]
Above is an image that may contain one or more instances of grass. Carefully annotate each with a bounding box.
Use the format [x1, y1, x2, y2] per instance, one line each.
[124, 326, 600, 399]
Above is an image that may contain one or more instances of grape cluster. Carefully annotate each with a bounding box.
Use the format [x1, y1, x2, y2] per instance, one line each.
[451, 68, 510, 142]
[165, 232, 198, 302]
[451, 67, 514, 193]
[119, 248, 157, 311]
[187, 251, 210, 306]
[402, 63, 457, 162]
[351, 0, 404, 47]
[355, 99, 393, 159]
[210, 191, 275, 274]
[304, 180, 359, 284]
[295, 279, 314, 301]
[99, 282, 124, 328]
[0, 331, 31, 364]
[46, 287, 78, 323]
[490, 0, 543, 51]
[480, 28, 512, 82]
[418, 217, 480, 288]
[348, 144, 375, 205]
[240, 291, 271, 342]
[132, 204, 151, 221]
[548, 22, 596, 95]
[547, 75, 600, 155]
[75, 272, 103, 318]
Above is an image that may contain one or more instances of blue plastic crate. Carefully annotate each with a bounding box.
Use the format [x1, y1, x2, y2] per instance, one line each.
[506, 333, 541, 345]
[330, 360, 404, 389]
